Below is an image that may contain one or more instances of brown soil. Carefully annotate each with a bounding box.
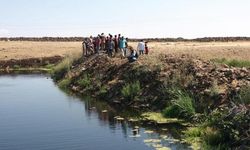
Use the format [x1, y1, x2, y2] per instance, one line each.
[62, 53, 250, 110]
[0, 56, 63, 69]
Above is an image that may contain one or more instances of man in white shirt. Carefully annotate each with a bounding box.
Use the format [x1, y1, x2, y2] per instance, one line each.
[137, 40, 145, 55]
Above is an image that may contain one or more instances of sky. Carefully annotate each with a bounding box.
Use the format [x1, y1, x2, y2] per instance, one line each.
[0, 0, 250, 38]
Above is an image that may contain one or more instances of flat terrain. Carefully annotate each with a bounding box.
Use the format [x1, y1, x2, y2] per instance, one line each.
[0, 41, 82, 60]
[130, 41, 250, 61]
[0, 41, 250, 61]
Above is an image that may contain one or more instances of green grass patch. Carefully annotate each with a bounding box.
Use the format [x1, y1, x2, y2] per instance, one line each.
[212, 58, 250, 68]
[183, 127, 203, 149]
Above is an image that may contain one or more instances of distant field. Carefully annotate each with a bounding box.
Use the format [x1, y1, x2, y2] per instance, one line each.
[130, 41, 250, 61]
[0, 41, 82, 60]
[0, 41, 250, 61]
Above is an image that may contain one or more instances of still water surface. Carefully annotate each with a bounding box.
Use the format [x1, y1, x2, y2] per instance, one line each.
[0, 74, 190, 150]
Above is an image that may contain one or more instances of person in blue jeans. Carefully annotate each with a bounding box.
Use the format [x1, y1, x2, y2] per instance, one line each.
[107, 37, 115, 57]
[128, 48, 139, 62]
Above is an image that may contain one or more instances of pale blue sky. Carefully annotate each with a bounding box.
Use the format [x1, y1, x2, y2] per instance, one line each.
[0, 0, 250, 38]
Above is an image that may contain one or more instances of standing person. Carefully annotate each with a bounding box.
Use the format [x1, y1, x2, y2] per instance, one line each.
[95, 36, 101, 54]
[137, 40, 145, 55]
[145, 41, 149, 55]
[118, 34, 121, 42]
[125, 38, 129, 57]
[119, 37, 126, 58]
[93, 37, 97, 53]
[105, 36, 109, 53]
[118, 34, 121, 51]
[82, 39, 87, 57]
[89, 36, 94, 54]
[107, 37, 115, 57]
[100, 33, 106, 51]
[114, 35, 119, 53]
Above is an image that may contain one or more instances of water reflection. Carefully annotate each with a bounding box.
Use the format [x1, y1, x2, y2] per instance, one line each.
[77, 95, 191, 150]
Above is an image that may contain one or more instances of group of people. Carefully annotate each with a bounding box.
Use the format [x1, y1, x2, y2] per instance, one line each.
[82, 33, 149, 62]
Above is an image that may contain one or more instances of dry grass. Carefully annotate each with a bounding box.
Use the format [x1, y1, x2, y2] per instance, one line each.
[129, 41, 250, 61]
[0, 41, 82, 60]
[1, 41, 250, 61]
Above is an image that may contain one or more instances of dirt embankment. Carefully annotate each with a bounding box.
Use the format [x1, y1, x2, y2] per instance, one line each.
[0, 56, 63, 69]
[56, 54, 250, 110]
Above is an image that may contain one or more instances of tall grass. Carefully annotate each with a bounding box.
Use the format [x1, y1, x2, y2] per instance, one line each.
[52, 52, 82, 81]
[212, 58, 250, 68]
[163, 89, 195, 119]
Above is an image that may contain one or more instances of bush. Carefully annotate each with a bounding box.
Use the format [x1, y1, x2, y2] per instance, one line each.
[163, 89, 195, 120]
[205, 106, 250, 148]
[98, 85, 108, 98]
[162, 105, 181, 118]
[77, 74, 91, 88]
[121, 81, 141, 101]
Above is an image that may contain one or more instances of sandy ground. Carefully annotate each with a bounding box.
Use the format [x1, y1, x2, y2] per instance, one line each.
[0, 41, 249, 61]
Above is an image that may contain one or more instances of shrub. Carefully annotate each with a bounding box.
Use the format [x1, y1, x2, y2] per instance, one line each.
[203, 127, 224, 146]
[205, 106, 249, 148]
[121, 81, 141, 101]
[98, 85, 108, 96]
[162, 105, 180, 118]
[77, 74, 91, 88]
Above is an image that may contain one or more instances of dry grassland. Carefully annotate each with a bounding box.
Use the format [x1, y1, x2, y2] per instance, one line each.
[0, 41, 249, 61]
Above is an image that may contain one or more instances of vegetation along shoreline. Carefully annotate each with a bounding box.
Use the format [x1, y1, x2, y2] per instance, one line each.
[51, 46, 249, 149]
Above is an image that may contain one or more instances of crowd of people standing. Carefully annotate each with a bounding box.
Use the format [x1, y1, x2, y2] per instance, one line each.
[82, 33, 149, 62]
